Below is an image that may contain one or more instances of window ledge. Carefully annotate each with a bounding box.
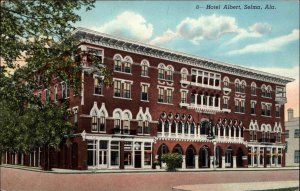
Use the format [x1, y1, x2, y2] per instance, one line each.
[251, 114, 256, 116]
[141, 100, 149, 102]
[141, 75, 150, 78]
[261, 115, 272, 118]
[235, 112, 245, 114]
[114, 71, 133, 75]
[113, 96, 132, 100]
[93, 94, 104, 97]
[157, 102, 174, 105]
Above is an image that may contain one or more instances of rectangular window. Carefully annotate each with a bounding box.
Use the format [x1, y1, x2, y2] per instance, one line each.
[141, 84, 148, 101]
[266, 105, 271, 116]
[114, 81, 121, 97]
[123, 82, 131, 98]
[144, 142, 152, 166]
[285, 130, 289, 138]
[181, 91, 187, 103]
[275, 105, 280, 117]
[295, 129, 300, 138]
[223, 97, 229, 109]
[54, 85, 58, 102]
[124, 61, 131, 73]
[94, 77, 103, 95]
[61, 81, 69, 99]
[166, 70, 173, 81]
[137, 120, 143, 134]
[87, 140, 96, 166]
[191, 70, 197, 83]
[241, 100, 245, 113]
[295, 150, 299, 163]
[45, 89, 50, 103]
[158, 88, 164, 103]
[114, 59, 122, 72]
[276, 87, 286, 98]
[251, 101, 256, 114]
[158, 68, 164, 79]
[166, 89, 173, 103]
[92, 116, 97, 132]
[98, 116, 105, 132]
[111, 141, 119, 166]
[261, 104, 267, 116]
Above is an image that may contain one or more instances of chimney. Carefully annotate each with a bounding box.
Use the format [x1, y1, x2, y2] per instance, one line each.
[287, 108, 294, 121]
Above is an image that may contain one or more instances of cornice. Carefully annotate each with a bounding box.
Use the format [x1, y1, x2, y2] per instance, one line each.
[72, 27, 294, 85]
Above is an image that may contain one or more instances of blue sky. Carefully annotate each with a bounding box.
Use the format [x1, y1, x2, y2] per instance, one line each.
[75, 1, 299, 117]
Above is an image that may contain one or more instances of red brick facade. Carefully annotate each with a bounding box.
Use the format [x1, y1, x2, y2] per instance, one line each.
[2, 28, 293, 170]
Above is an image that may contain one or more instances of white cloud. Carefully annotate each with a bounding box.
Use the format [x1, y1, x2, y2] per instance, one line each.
[227, 29, 299, 55]
[226, 23, 272, 45]
[92, 11, 153, 41]
[150, 14, 240, 46]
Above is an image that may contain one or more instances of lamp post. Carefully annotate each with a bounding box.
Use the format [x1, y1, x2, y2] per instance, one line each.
[213, 140, 217, 170]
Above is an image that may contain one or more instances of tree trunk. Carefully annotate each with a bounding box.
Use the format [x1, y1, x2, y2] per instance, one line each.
[41, 145, 52, 171]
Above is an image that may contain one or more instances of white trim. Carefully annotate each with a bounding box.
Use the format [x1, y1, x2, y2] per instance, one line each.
[73, 27, 294, 85]
[113, 78, 133, 84]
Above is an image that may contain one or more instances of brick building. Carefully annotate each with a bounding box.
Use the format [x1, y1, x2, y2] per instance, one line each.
[2, 27, 294, 170]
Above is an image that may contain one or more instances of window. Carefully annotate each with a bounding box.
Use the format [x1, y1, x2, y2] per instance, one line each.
[223, 77, 230, 88]
[123, 82, 131, 98]
[137, 119, 143, 134]
[94, 77, 103, 95]
[45, 89, 50, 103]
[285, 130, 289, 138]
[240, 81, 246, 93]
[54, 85, 58, 102]
[223, 97, 229, 109]
[124, 57, 132, 73]
[114, 80, 121, 97]
[158, 87, 164, 103]
[276, 86, 286, 98]
[114, 111, 121, 133]
[276, 131, 281, 142]
[158, 64, 165, 79]
[113, 79, 132, 99]
[141, 60, 149, 77]
[295, 129, 300, 138]
[275, 105, 280, 117]
[261, 85, 267, 97]
[251, 101, 256, 114]
[114, 55, 122, 72]
[144, 119, 150, 134]
[235, 79, 240, 92]
[61, 81, 69, 99]
[144, 142, 152, 166]
[295, 150, 300, 163]
[111, 141, 119, 166]
[251, 82, 256, 95]
[235, 99, 245, 113]
[87, 47, 103, 64]
[261, 103, 271, 116]
[123, 112, 130, 134]
[266, 86, 272, 98]
[191, 68, 220, 88]
[181, 91, 188, 103]
[166, 89, 173, 103]
[87, 140, 96, 166]
[73, 108, 78, 127]
[165, 66, 173, 81]
[181, 68, 188, 81]
[91, 111, 98, 132]
[98, 114, 106, 132]
[141, 84, 149, 101]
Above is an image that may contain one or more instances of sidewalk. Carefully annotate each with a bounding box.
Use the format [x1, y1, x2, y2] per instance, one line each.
[173, 181, 299, 191]
[1, 164, 299, 174]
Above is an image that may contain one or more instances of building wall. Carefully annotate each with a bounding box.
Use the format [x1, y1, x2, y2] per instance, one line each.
[285, 109, 300, 166]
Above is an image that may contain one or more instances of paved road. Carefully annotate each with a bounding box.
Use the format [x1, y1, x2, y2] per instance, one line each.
[1, 167, 299, 191]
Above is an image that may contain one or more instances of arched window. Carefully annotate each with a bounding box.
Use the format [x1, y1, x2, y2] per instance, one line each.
[164, 120, 169, 133]
[184, 122, 189, 134]
[137, 114, 143, 134]
[123, 112, 131, 134]
[261, 84, 267, 97]
[178, 122, 183, 134]
[181, 68, 188, 81]
[91, 109, 98, 132]
[166, 66, 173, 81]
[99, 111, 106, 132]
[266, 85, 272, 98]
[114, 111, 122, 133]
[144, 115, 150, 135]
[158, 64, 165, 79]
[223, 77, 230, 88]
[141, 60, 149, 77]
[251, 82, 256, 95]
[190, 123, 195, 134]
[241, 81, 246, 93]
[114, 54, 122, 72]
[209, 93, 214, 106]
[124, 56, 132, 73]
[235, 79, 240, 92]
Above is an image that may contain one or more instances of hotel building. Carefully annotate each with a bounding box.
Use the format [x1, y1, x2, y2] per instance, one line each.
[2, 28, 294, 170]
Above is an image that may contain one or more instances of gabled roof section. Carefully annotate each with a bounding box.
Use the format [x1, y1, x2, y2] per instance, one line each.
[72, 27, 294, 85]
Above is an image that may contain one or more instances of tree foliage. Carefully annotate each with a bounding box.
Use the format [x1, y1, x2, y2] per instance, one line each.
[161, 153, 183, 172]
[0, 0, 97, 170]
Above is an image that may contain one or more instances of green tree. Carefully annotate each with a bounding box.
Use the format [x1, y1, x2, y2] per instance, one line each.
[161, 153, 183, 172]
[0, 0, 102, 170]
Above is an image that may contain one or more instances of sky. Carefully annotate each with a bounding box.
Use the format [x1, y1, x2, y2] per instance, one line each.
[75, 1, 299, 119]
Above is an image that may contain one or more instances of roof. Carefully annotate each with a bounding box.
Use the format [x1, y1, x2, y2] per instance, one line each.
[72, 27, 295, 85]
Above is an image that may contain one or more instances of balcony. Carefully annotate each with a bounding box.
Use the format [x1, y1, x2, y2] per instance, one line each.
[187, 104, 224, 114]
[275, 96, 287, 104]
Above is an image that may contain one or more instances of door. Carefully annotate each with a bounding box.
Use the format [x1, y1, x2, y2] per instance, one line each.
[134, 151, 141, 168]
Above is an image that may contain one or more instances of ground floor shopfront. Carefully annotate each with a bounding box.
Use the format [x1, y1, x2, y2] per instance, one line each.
[1, 135, 285, 170]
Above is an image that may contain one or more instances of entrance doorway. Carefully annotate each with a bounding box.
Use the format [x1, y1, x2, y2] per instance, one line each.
[237, 147, 243, 167]
[134, 151, 141, 168]
[200, 146, 210, 168]
[186, 147, 195, 168]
